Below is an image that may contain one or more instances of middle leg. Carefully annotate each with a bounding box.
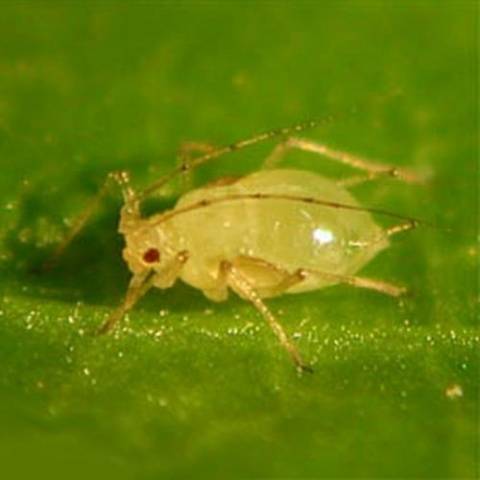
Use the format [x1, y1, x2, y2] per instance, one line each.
[178, 141, 243, 189]
[177, 141, 217, 191]
[219, 260, 312, 372]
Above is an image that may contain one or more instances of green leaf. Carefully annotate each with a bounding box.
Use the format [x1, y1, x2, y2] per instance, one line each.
[0, 2, 477, 479]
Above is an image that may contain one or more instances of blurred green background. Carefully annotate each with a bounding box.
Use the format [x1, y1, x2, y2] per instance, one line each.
[0, 1, 478, 479]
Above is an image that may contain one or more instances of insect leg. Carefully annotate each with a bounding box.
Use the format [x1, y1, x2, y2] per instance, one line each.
[98, 250, 189, 333]
[97, 270, 155, 334]
[262, 141, 289, 169]
[220, 260, 312, 373]
[229, 255, 306, 297]
[337, 172, 389, 188]
[179, 141, 240, 190]
[138, 118, 332, 201]
[263, 137, 424, 184]
[177, 142, 217, 191]
[301, 269, 407, 297]
[44, 171, 138, 269]
[231, 256, 406, 298]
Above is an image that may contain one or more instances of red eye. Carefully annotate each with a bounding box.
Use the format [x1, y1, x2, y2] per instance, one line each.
[143, 248, 160, 264]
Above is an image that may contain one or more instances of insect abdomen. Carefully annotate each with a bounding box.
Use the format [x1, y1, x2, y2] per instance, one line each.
[172, 169, 388, 293]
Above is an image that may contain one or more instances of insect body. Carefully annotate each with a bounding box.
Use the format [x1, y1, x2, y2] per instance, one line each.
[126, 169, 388, 300]
[51, 120, 423, 372]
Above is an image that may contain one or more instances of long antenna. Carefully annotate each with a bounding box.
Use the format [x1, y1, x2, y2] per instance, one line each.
[147, 192, 435, 229]
[136, 117, 336, 201]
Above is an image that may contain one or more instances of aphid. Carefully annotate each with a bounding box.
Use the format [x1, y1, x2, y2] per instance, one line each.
[50, 119, 425, 372]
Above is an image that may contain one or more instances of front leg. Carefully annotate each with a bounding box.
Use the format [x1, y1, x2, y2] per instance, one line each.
[97, 269, 156, 335]
[98, 250, 189, 334]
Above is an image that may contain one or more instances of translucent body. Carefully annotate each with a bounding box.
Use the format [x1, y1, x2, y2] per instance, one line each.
[124, 169, 389, 301]
[51, 120, 419, 369]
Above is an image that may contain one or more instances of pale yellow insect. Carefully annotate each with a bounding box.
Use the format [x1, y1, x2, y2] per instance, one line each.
[51, 119, 424, 372]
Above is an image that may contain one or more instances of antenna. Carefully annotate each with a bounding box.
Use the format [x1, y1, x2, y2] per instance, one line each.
[136, 116, 337, 201]
[147, 192, 436, 229]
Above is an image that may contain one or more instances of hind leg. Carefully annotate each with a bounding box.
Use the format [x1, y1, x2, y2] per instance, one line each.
[298, 269, 406, 297]
[263, 137, 423, 184]
[229, 255, 407, 298]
